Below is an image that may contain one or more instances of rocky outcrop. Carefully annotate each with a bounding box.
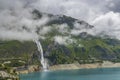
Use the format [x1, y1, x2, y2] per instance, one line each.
[16, 61, 120, 74]
[49, 61, 120, 71]
[49, 63, 101, 71]
[0, 71, 19, 80]
[16, 65, 40, 74]
[28, 65, 40, 72]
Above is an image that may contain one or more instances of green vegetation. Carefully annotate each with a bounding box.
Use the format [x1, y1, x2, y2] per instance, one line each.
[0, 11, 120, 66]
[1, 9, 120, 80]
[0, 34, 120, 66]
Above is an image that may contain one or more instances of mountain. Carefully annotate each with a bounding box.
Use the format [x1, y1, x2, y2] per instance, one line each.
[32, 9, 94, 29]
[0, 10, 120, 67]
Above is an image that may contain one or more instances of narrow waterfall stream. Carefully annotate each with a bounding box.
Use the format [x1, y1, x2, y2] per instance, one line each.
[35, 39, 48, 71]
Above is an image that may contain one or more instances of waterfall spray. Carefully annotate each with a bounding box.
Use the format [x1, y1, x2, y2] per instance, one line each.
[35, 39, 48, 71]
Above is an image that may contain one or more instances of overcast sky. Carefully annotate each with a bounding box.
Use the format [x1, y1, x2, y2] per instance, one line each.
[0, 0, 119, 21]
[0, 0, 120, 40]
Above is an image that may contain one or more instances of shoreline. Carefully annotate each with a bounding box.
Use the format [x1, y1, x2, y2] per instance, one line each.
[49, 61, 120, 71]
[17, 61, 120, 74]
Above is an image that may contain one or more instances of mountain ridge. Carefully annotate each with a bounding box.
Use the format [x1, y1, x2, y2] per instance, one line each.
[0, 10, 120, 66]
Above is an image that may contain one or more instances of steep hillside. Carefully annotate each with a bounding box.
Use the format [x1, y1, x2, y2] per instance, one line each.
[0, 10, 120, 66]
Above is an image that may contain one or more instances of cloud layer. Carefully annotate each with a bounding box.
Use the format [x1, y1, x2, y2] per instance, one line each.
[0, 0, 51, 41]
[0, 0, 120, 41]
[31, 0, 120, 39]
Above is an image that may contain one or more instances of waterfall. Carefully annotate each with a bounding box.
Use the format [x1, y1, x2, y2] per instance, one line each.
[35, 39, 48, 71]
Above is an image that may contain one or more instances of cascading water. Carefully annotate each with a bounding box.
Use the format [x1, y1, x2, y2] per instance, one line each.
[35, 39, 48, 71]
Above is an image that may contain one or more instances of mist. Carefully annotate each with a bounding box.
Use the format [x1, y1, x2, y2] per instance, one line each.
[0, 0, 50, 41]
[0, 0, 120, 42]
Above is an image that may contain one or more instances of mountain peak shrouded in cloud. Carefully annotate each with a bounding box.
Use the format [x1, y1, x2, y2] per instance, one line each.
[0, 0, 120, 41]
[1, 0, 120, 67]
[0, 5, 94, 42]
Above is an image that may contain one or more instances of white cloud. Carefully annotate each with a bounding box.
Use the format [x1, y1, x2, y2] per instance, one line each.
[57, 24, 69, 34]
[31, 0, 120, 40]
[31, 0, 102, 22]
[39, 26, 52, 35]
[92, 11, 120, 39]
[54, 36, 68, 45]
[0, 29, 35, 41]
[0, 1, 50, 41]
[0, 0, 120, 41]
[54, 36, 77, 45]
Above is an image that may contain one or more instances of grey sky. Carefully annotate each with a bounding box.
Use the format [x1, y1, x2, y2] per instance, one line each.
[0, 0, 119, 21]
[0, 0, 120, 40]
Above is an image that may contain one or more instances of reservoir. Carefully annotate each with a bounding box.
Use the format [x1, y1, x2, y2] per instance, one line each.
[20, 68, 120, 80]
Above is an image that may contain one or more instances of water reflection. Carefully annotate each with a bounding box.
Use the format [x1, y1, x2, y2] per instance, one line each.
[20, 68, 120, 80]
[40, 71, 49, 80]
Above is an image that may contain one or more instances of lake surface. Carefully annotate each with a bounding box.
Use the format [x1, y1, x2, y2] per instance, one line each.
[20, 68, 120, 80]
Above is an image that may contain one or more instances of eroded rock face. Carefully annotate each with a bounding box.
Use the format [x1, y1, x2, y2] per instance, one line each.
[28, 65, 40, 72]
[16, 65, 41, 74]
[49, 62, 120, 71]
[0, 71, 19, 80]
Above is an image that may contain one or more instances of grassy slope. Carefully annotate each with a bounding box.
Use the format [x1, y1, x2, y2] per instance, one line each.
[0, 35, 120, 66]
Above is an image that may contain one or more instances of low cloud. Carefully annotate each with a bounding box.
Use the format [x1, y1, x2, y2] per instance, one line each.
[54, 36, 76, 45]
[0, 0, 50, 41]
[54, 36, 68, 45]
[0, 29, 34, 41]
[92, 11, 120, 39]
[31, 0, 120, 39]
[0, 0, 120, 41]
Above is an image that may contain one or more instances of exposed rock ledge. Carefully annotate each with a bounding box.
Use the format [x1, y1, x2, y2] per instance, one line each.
[17, 61, 120, 74]
[16, 65, 40, 74]
[0, 71, 19, 80]
[49, 61, 120, 71]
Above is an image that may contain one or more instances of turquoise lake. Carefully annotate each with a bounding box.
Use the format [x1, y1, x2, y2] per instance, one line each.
[20, 68, 120, 80]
